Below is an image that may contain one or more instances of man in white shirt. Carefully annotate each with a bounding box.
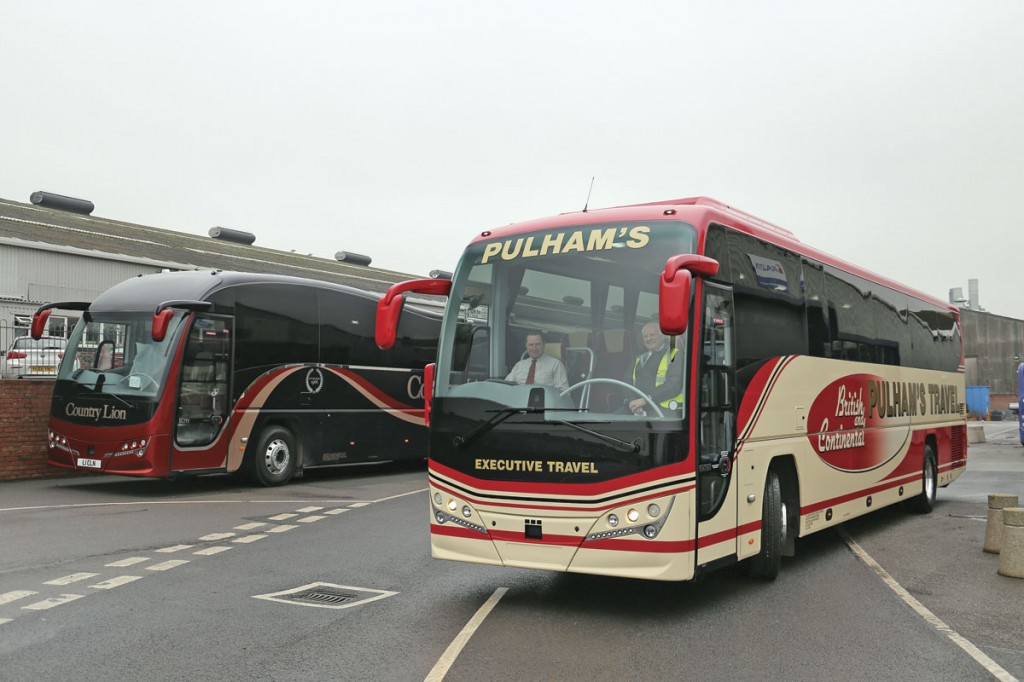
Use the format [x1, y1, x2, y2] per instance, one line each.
[506, 332, 569, 390]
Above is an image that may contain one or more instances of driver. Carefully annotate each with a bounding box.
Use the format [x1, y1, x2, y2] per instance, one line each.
[628, 322, 683, 415]
[506, 331, 569, 390]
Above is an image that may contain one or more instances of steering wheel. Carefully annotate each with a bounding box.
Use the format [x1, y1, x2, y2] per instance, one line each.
[125, 373, 158, 390]
[559, 378, 665, 418]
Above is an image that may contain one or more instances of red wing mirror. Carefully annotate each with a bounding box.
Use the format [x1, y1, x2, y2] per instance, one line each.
[152, 309, 175, 342]
[659, 255, 720, 336]
[375, 278, 452, 350]
[423, 362, 436, 427]
[31, 309, 52, 340]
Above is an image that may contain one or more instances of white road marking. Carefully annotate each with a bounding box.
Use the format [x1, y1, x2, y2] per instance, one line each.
[268, 513, 298, 521]
[235, 522, 267, 531]
[199, 532, 237, 541]
[147, 560, 190, 571]
[323, 508, 349, 515]
[370, 488, 428, 504]
[297, 515, 326, 523]
[107, 557, 150, 567]
[22, 594, 85, 611]
[295, 506, 323, 513]
[0, 618, 11, 625]
[0, 590, 38, 605]
[841, 529, 1018, 682]
[252, 582, 398, 610]
[44, 573, 99, 586]
[424, 587, 508, 682]
[91, 576, 143, 590]
[348, 502, 371, 508]
[194, 546, 233, 555]
[265, 524, 298, 533]
[156, 544, 194, 553]
[233, 534, 268, 544]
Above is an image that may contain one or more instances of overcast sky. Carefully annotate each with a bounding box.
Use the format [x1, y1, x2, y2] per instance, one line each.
[3, 1, 1022, 319]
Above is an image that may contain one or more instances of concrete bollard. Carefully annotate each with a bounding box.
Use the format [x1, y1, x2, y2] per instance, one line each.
[967, 424, 986, 443]
[997, 507, 1024, 579]
[984, 494, 1020, 553]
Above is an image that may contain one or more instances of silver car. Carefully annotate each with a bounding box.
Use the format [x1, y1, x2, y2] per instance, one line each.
[1, 336, 67, 379]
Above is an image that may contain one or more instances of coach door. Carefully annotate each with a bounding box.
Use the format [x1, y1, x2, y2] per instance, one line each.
[172, 313, 233, 471]
[695, 283, 738, 565]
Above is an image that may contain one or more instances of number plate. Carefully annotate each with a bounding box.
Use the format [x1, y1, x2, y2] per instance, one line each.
[76, 458, 102, 469]
[30, 366, 50, 373]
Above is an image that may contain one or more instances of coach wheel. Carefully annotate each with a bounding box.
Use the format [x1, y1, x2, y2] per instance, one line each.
[251, 426, 297, 487]
[906, 445, 937, 514]
[559, 378, 665, 418]
[748, 470, 784, 580]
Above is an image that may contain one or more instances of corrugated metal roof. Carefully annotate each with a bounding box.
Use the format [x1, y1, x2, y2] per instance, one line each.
[0, 196, 421, 295]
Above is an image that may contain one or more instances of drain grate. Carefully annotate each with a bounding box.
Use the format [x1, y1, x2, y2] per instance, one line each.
[289, 587, 358, 605]
[254, 582, 398, 610]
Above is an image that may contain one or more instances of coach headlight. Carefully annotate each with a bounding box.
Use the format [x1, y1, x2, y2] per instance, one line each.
[643, 525, 659, 539]
[607, 513, 619, 527]
[433, 492, 443, 506]
[435, 510, 447, 524]
[627, 509, 639, 523]
[447, 499, 458, 512]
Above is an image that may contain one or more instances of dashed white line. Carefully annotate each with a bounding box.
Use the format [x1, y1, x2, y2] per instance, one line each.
[265, 524, 298, 533]
[424, 587, 508, 682]
[324, 508, 349, 515]
[0, 618, 11, 625]
[235, 522, 267, 531]
[23, 594, 85, 611]
[233, 534, 267, 544]
[194, 546, 233, 556]
[0, 590, 38, 605]
[199, 532, 237, 541]
[147, 560, 190, 571]
[156, 544, 194, 553]
[106, 557, 149, 567]
[268, 513, 298, 521]
[44, 573, 99, 586]
[295, 506, 323, 513]
[841, 529, 1018, 682]
[348, 502, 371, 508]
[298, 515, 327, 523]
[91, 576, 143, 590]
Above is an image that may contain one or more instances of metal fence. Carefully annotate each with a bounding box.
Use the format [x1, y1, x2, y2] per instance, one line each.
[0, 318, 63, 380]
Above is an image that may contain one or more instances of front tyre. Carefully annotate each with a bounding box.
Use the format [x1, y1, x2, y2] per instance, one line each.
[250, 426, 297, 487]
[906, 445, 937, 514]
[749, 470, 783, 580]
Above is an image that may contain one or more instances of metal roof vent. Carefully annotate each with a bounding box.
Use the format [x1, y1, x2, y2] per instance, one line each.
[209, 227, 256, 245]
[30, 191, 95, 215]
[335, 252, 372, 267]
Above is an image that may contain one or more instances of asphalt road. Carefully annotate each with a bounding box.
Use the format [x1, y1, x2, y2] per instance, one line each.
[1, 424, 1022, 682]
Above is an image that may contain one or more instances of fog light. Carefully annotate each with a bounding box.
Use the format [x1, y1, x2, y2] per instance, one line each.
[140, 439, 147, 447]
[462, 505, 472, 518]
[627, 509, 639, 523]
[647, 503, 661, 518]
[433, 492, 443, 505]
[643, 525, 658, 539]
[435, 510, 447, 524]
[447, 499, 458, 512]
[608, 513, 619, 527]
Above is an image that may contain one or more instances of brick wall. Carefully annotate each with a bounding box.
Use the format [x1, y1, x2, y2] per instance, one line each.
[0, 380, 72, 481]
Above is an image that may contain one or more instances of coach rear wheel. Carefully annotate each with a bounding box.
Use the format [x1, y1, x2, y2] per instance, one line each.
[906, 445, 937, 514]
[251, 426, 297, 487]
[749, 470, 784, 580]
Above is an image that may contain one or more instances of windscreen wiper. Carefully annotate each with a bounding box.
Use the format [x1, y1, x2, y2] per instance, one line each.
[550, 419, 644, 454]
[452, 406, 580, 451]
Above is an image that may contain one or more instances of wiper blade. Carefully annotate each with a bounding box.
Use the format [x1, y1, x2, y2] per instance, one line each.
[551, 419, 644, 454]
[452, 406, 580, 450]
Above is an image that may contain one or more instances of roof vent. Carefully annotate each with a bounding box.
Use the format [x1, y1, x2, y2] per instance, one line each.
[335, 252, 372, 267]
[30, 191, 94, 215]
[209, 227, 256, 245]
[429, 270, 453, 280]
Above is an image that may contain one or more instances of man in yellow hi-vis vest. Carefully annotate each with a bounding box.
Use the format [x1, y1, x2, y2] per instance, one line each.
[629, 322, 684, 416]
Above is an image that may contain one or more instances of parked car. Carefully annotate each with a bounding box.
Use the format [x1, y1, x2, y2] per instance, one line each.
[1, 336, 67, 379]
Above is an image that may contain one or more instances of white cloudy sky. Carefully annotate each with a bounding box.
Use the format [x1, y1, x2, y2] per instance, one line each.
[3, 1, 1022, 318]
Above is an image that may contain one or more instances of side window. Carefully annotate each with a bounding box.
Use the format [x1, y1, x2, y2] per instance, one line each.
[319, 290, 380, 366]
[235, 284, 318, 372]
[392, 307, 441, 369]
